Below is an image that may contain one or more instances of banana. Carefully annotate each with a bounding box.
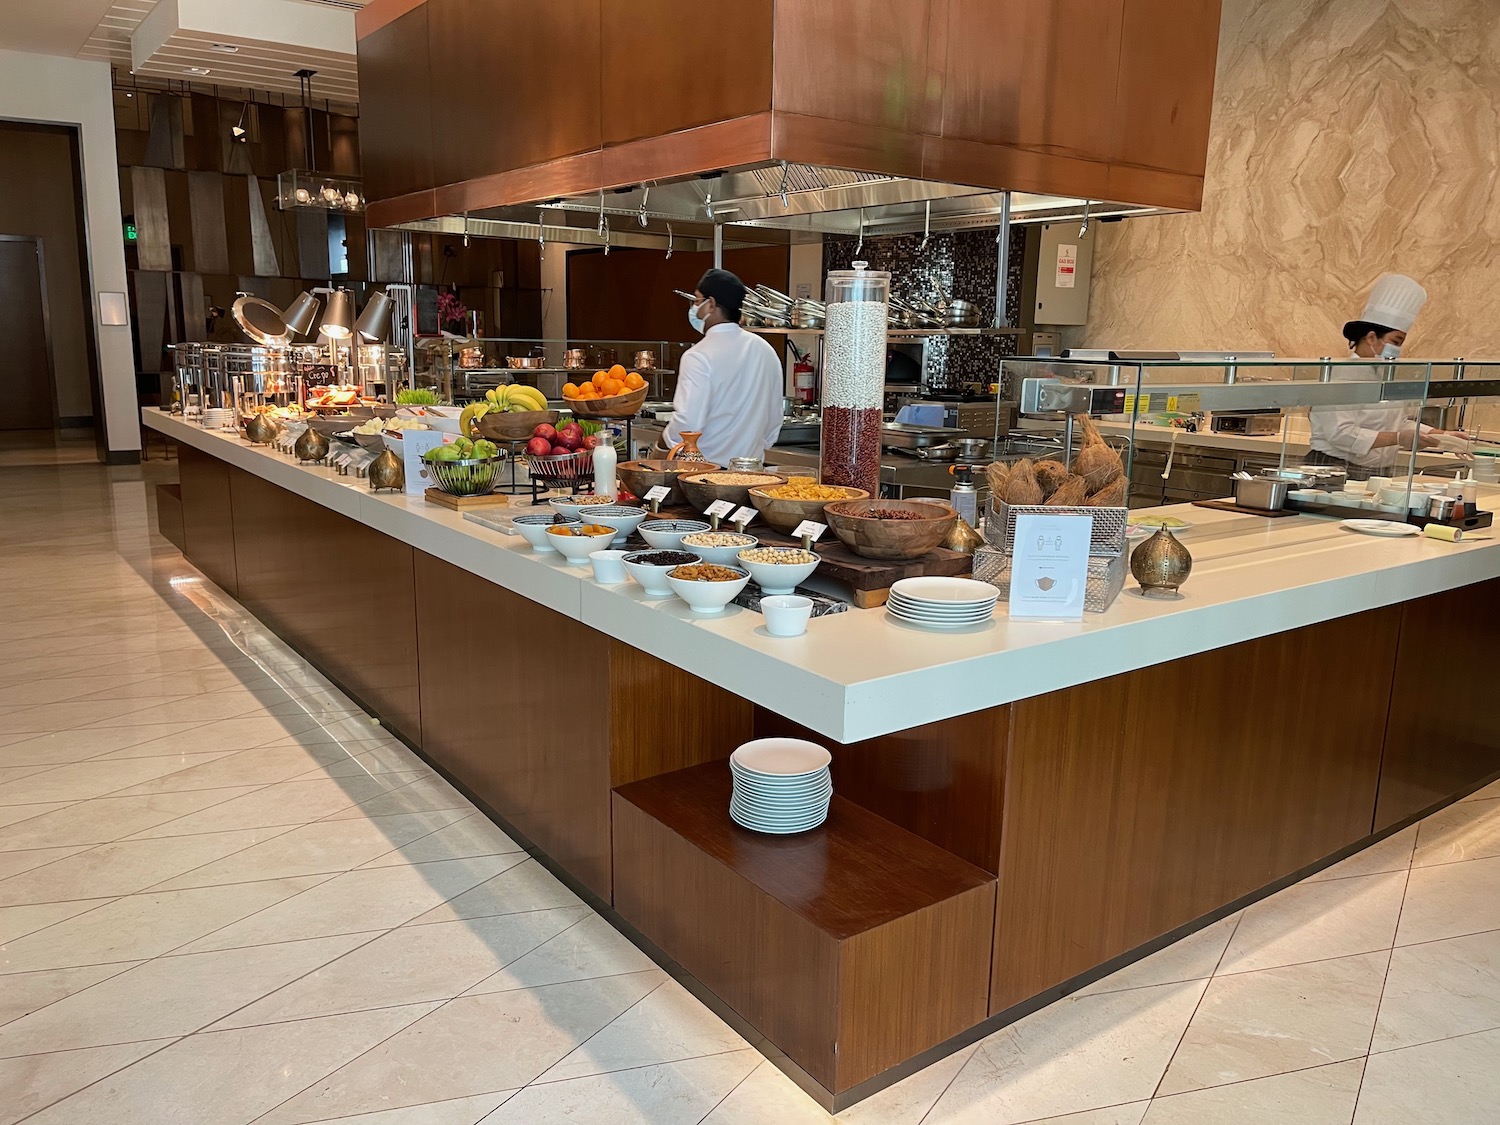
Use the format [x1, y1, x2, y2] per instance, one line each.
[505, 386, 547, 412]
[458, 402, 492, 438]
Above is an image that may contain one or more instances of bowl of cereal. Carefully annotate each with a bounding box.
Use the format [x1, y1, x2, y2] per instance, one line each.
[667, 563, 752, 614]
[680, 529, 758, 566]
[822, 499, 958, 561]
[736, 546, 821, 595]
[749, 478, 870, 534]
[678, 470, 788, 513]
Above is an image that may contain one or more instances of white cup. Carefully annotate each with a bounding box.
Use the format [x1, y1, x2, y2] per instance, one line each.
[589, 550, 629, 585]
[1367, 476, 1393, 494]
[762, 595, 813, 637]
[1377, 485, 1408, 507]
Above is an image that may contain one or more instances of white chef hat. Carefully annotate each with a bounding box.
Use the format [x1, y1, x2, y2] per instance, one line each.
[1360, 273, 1428, 333]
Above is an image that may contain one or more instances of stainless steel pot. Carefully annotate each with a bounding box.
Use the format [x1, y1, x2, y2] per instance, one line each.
[954, 437, 991, 460]
[916, 443, 960, 462]
[1235, 476, 1290, 511]
[944, 300, 983, 328]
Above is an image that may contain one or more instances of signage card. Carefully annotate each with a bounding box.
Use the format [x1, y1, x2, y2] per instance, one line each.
[792, 520, 827, 541]
[1008, 512, 1092, 620]
[402, 430, 447, 496]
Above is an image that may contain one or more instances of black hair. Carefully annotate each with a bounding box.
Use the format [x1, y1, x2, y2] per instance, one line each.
[1341, 319, 1398, 349]
[696, 269, 746, 323]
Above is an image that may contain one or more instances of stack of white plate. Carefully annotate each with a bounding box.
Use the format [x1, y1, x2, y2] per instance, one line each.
[886, 576, 999, 629]
[202, 408, 235, 431]
[729, 738, 832, 835]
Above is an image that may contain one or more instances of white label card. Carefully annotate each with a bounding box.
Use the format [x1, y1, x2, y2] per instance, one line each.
[402, 430, 447, 495]
[645, 486, 672, 503]
[1008, 512, 1092, 620]
[731, 506, 757, 527]
[792, 520, 828, 541]
[1055, 244, 1078, 289]
[705, 500, 736, 518]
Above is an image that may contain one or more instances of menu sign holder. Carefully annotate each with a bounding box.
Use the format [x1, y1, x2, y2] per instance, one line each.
[402, 431, 447, 496]
[1008, 512, 1092, 621]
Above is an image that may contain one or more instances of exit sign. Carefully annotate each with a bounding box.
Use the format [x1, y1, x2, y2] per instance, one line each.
[123, 220, 137, 243]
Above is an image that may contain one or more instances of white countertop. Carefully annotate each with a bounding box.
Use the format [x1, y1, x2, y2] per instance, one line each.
[149, 409, 1500, 744]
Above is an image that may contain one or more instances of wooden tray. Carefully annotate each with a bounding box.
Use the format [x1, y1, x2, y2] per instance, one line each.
[649, 503, 971, 608]
[424, 488, 510, 512]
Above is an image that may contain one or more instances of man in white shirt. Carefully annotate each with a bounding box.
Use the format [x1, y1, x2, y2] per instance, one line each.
[662, 270, 785, 466]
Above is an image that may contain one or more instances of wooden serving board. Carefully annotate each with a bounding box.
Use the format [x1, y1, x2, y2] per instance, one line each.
[650, 503, 972, 608]
[424, 489, 510, 512]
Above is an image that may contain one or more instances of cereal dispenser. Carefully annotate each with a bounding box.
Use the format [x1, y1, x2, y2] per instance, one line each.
[820, 263, 890, 494]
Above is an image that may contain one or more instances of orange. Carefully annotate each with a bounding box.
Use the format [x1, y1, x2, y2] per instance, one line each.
[605, 380, 623, 396]
[562, 382, 579, 398]
[625, 372, 644, 390]
[608, 364, 626, 381]
[592, 371, 607, 390]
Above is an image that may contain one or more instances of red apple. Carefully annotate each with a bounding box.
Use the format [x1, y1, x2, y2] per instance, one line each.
[533, 423, 557, 442]
[526, 437, 553, 457]
[558, 421, 583, 441]
[580, 434, 600, 451]
[555, 429, 582, 451]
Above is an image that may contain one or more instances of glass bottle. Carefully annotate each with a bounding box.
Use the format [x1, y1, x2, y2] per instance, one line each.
[820, 264, 890, 494]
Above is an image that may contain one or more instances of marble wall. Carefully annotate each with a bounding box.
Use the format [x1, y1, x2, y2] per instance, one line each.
[1069, 0, 1500, 363]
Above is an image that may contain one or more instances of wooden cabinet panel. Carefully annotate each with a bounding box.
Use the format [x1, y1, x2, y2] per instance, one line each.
[602, 0, 772, 145]
[991, 605, 1399, 1012]
[1112, 0, 1221, 175]
[1379, 580, 1500, 829]
[357, 5, 435, 203]
[177, 443, 238, 596]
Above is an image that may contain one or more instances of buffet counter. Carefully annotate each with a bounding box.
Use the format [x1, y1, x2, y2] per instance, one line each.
[146, 406, 1500, 1111]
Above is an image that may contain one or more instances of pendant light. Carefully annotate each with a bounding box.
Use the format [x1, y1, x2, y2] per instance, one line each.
[355, 290, 394, 342]
[283, 291, 320, 336]
[319, 288, 354, 339]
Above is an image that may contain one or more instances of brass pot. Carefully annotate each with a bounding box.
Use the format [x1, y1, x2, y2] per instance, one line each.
[633, 350, 657, 371]
[294, 426, 330, 463]
[368, 448, 405, 491]
[942, 518, 985, 555]
[244, 413, 281, 445]
[1130, 527, 1193, 594]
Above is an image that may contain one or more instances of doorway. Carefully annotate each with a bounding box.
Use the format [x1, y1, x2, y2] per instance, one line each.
[0, 235, 57, 430]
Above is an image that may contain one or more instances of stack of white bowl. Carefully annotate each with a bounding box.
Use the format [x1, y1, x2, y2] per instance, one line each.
[886, 576, 999, 629]
[729, 738, 832, 835]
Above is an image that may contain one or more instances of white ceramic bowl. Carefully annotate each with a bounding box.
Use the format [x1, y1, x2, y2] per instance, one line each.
[382, 432, 406, 457]
[513, 514, 578, 552]
[545, 526, 617, 565]
[549, 494, 617, 521]
[639, 519, 712, 551]
[590, 549, 629, 584]
[422, 408, 463, 435]
[762, 595, 814, 637]
[622, 551, 690, 597]
[667, 565, 752, 614]
[736, 547, 820, 595]
[579, 505, 648, 546]
[680, 532, 758, 566]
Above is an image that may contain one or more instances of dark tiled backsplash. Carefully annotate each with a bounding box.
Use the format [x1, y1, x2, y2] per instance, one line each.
[823, 227, 1026, 392]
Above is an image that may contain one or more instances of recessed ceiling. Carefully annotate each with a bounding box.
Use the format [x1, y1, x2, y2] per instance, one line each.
[0, 0, 368, 102]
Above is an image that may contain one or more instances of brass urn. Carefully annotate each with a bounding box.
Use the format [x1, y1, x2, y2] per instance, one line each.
[942, 517, 985, 555]
[1131, 526, 1192, 595]
[244, 413, 281, 445]
[294, 425, 330, 464]
[368, 448, 405, 492]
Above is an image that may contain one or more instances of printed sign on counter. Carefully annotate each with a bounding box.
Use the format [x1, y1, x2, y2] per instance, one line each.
[705, 499, 736, 519]
[792, 520, 827, 541]
[731, 506, 758, 527]
[1055, 244, 1078, 289]
[402, 431, 447, 496]
[644, 486, 672, 504]
[1008, 512, 1093, 620]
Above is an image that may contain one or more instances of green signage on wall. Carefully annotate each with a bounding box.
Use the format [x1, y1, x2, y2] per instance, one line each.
[123, 220, 137, 243]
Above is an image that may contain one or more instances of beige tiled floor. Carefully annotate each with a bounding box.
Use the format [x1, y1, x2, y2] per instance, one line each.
[2, 459, 1500, 1124]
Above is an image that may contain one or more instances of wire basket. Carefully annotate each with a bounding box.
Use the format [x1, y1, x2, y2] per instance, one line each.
[425, 456, 506, 497]
[973, 545, 1127, 613]
[984, 499, 1128, 557]
[525, 449, 595, 485]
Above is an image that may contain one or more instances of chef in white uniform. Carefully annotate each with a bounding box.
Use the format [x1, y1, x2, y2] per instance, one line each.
[1309, 273, 1457, 478]
[662, 269, 785, 466]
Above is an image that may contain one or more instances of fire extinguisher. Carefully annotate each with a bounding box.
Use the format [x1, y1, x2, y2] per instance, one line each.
[790, 342, 817, 406]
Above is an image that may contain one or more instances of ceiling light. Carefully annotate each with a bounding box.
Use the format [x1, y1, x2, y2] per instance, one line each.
[184, 66, 212, 76]
[319, 289, 354, 340]
[208, 43, 240, 54]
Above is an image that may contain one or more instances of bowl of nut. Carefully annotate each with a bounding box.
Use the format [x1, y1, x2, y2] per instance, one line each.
[622, 549, 700, 597]
[678, 470, 788, 514]
[667, 563, 752, 614]
[680, 529, 759, 566]
[822, 499, 958, 561]
[736, 546, 821, 595]
[748, 478, 870, 534]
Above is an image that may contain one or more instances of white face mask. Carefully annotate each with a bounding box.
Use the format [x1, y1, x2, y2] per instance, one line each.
[688, 300, 707, 335]
[1379, 342, 1402, 360]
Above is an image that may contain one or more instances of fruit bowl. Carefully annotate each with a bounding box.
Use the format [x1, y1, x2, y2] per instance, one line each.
[578, 504, 648, 546]
[667, 564, 752, 615]
[476, 409, 559, 443]
[749, 484, 870, 534]
[546, 525, 618, 565]
[678, 471, 789, 514]
[822, 499, 958, 560]
[736, 547, 821, 595]
[525, 449, 594, 485]
[639, 519, 712, 551]
[565, 385, 648, 420]
[425, 456, 506, 497]
[616, 460, 722, 507]
[513, 513, 578, 552]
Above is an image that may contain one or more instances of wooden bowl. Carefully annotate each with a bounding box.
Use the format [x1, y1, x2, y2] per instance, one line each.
[475, 409, 559, 443]
[748, 483, 870, 534]
[564, 385, 648, 420]
[678, 470, 790, 514]
[822, 498, 959, 560]
[616, 459, 722, 507]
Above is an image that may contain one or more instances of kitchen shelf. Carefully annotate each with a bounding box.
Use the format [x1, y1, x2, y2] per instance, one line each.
[746, 326, 1021, 338]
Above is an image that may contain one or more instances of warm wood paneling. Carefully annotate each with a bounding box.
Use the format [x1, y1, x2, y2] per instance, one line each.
[227, 470, 421, 743]
[990, 605, 1401, 1012]
[1112, 0, 1222, 175]
[155, 483, 185, 551]
[176, 443, 239, 596]
[357, 4, 434, 204]
[1379, 579, 1500, 829]
[601, 0, 773, 145]
[755, 707, 1007, 873]
[613, 763, 994, 1096]
[414, 552, 614, 897]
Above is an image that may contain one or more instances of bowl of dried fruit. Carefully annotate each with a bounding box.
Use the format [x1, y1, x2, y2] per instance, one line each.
[822, 499, 958, 560]
[678, 470, 789, 514]
[667, 563, 752, 614]
[623, 549, 699, 597]
[749, 478, 870, 534]
[545, 522, 619, 565]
